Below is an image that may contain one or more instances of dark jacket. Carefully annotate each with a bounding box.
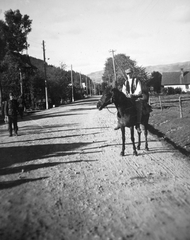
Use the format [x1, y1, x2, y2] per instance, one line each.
[4, 99, 19, 117]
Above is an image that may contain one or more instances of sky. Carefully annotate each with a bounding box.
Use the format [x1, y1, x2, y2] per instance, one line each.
[0, 0, 190, 75]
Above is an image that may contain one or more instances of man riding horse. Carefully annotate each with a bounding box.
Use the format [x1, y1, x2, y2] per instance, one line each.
[114, 68, 151, 133]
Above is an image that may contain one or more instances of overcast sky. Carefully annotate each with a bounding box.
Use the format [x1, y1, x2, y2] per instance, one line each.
[1, 0, 190, 74]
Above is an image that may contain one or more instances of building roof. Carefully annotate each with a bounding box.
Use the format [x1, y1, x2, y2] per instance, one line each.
[162, 71, 190, 85]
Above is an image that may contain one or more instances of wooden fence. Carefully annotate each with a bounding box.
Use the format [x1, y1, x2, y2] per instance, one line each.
[149, 95, 190, 118]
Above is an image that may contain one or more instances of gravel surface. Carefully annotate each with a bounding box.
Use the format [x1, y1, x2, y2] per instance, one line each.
[0, 96, 190, 240]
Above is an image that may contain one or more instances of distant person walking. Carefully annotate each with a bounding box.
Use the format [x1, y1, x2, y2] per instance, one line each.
[18, 94, 25, 119]
[4, 92, 19, 137]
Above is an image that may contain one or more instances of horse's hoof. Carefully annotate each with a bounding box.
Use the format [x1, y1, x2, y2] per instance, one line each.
[137, 146, 140, 150]
[133, 151, 138, 156]
[145, 147, 149, 151]
[120, 151, 124, 156]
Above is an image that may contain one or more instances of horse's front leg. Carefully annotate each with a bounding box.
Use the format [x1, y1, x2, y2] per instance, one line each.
[137, 128, 141, 150]
[130, 126, 138, 156]
[120, 126, 125, 156]
[144, 124, 149, 151]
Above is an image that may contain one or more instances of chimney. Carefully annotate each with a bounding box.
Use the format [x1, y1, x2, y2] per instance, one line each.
[180, 68, 184, 85]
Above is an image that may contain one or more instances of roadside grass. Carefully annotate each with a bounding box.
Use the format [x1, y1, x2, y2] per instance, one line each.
[149, 94, 190, 155]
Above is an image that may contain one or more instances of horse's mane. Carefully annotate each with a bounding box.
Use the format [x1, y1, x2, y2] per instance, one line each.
[112, 88, 131, 106]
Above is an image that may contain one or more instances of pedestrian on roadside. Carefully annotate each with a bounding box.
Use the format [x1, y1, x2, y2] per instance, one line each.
[18, 94, 25, 119]
[4, 92, 19, 137]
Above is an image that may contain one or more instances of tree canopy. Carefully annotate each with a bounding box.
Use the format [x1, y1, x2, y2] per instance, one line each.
[3, 9, 32, 53]
[102, 54, 149, 89]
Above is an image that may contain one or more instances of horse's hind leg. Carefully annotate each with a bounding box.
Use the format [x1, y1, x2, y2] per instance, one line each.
[130, 127, 137, 156]
[120, 126, 125, 156]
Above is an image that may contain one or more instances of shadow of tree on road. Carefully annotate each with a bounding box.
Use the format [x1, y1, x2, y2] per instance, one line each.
[0, 142, 93, 169]
[5, 132, 101, 145]
[0, 177, 48, 190]
[0, 160, 98, 176]
[0, 162, 66, 175]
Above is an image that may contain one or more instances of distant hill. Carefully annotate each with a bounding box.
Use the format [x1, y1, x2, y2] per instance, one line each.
[87, 70, 104, 84]
[87, 61, 190, 83]
[145, 61, 190, 73]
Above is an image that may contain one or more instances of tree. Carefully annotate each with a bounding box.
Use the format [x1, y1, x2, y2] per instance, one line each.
[0, 20, 8, 105]
[4, 9, 32, 53]
[147, 71, 162, 93]
[0, 20, 7, 62]
[1, 52, 21, 97]
[102, 54, 148, 89]
[0, 9, 32, 104]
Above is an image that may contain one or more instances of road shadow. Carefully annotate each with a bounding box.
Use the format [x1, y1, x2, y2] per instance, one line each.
[0, 123, 79, 137]
[0, 142, 93, 169]
[0, 159, 98, 176]
[21, 112, 85, 122]
[4, 132, 101, 145]
[0, 177, 48, 190]
[0, 162, 65, 175]
[69, 107, 96, 112]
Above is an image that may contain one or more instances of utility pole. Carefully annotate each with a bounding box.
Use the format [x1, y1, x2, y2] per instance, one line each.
[79, 72, 82, 97]
[85, 76, 88, 95]
[71, 65, 74, 102]
[90, 80, 92, 96]
[19, 68, 23, 95]
[42, 40, 48, 110]
[79, 72, 82, 87]
[109, 50, 117, 86]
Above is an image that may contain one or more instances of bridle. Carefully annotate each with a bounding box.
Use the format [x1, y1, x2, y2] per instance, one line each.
[98, 92, 113, 109]
[99, 89, 136, 114]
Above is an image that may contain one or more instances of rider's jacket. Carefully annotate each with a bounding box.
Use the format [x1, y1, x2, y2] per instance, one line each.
[122, 76, 142, 98]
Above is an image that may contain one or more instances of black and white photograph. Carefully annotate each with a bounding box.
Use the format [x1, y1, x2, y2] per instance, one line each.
[0, 0, 190, 239]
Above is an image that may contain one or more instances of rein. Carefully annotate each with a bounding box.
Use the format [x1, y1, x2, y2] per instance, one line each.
[106, 106, 117, 114]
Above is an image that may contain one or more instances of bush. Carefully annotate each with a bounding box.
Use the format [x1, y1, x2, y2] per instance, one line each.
[174, 87, 182, 94]
[165, 87, 182, 95]
[167, 87, 175, 95]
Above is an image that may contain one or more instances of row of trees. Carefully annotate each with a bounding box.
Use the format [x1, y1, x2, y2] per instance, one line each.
[0, 9, 98, 110]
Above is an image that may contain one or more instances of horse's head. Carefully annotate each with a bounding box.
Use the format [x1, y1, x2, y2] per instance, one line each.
[97, 86, 113, 110]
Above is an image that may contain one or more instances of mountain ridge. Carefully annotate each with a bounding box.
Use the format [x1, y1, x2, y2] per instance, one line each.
[87, 61, 190, 84]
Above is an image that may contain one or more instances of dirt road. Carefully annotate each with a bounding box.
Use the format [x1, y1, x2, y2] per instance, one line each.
[0, 96, 190, 240]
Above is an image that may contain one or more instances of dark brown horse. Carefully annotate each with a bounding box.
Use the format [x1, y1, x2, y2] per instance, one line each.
[97, 86, 150, 156]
